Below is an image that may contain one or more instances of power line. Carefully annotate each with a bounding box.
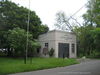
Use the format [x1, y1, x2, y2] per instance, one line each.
[68, 2, 88, 21]
[65, 1, 89, 32]
[70, 17, 82, 27]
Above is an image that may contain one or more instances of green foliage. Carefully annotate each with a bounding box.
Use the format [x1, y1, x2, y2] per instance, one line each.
[0, 57, 78, 74]
[74, 26, 100, 58]
[8, 28, 30, 50]
[75, 0, 100, 58]
[49, 48, 55, 57]
[0, 0, 49, 57]
[73, 26, 95, 56]
[7, 27, 41, 57]
[33, 25, 49, 38]
[0, 1, 41, 30]
[0, 0, 49, 37]
[83, 0, 100, 27]
[91, 28, 100, 51]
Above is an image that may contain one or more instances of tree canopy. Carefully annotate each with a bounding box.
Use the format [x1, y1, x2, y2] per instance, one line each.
[77, 0, 100, 57]
[83, 0, 100, 27]
[0, 0, 49, 37]
[7, 27, 33, 56]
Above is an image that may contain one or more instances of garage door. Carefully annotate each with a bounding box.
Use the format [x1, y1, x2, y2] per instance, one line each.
[58, 43, 69, 58]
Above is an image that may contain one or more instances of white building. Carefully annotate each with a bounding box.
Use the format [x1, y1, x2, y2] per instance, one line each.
[38, 30, 77, 58]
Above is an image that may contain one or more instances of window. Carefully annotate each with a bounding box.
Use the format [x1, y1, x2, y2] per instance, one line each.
[37, 48, 40, 54]
[45, 43, 48, 48]
[72, 44, 75, 53]
[43, 43, 49, 55]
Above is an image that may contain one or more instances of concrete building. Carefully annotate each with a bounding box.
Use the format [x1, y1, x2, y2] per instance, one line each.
[38, 30, 77, 58]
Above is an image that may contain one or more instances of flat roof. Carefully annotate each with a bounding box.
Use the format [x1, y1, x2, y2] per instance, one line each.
[48, 30, 76, 35]
[39, 30, 76, 37]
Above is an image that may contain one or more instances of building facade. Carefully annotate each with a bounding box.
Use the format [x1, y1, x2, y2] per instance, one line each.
[38, 30, 77, 58]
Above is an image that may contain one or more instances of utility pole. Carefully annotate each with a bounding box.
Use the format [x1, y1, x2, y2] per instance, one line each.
[25, 0, 30, 64]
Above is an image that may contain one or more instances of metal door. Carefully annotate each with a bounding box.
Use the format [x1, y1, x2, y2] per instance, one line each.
[58, 43, 69, 58]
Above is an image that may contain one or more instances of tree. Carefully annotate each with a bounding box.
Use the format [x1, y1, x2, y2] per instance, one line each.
[73, 26, 94, 56]
[0, 1, 40, 30]
[91, 28, 100, 52]
[54, 11, 73, 31]
[32, 25, 49, 38]
[73, 0, 100, 57]
[8, 28, 30, 56]
[7, 27, 40, 57]
[7, 27, 41, 63]
[80, 0, 100, 57]
[83, 0, 100, 27]
[0, 0, 49, 37]
[0, 0, 49, 57]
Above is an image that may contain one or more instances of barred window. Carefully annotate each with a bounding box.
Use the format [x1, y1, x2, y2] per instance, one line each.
[45, 43, 48, 48]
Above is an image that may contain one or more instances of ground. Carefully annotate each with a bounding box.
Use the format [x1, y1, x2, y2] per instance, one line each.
[10, 59, 100, 75]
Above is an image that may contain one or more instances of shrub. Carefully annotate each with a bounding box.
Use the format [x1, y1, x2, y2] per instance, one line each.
[49, 48, 54, 57]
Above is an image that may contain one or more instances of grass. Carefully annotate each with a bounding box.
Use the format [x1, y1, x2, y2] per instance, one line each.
[0, 57, 78, 75]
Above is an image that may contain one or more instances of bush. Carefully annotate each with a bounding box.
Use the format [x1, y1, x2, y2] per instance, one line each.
[49, 48, 54, 57]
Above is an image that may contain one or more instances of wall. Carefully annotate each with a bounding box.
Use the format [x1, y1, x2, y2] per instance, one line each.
[38, 31, 56, 57]
[54, 31, 76, 58]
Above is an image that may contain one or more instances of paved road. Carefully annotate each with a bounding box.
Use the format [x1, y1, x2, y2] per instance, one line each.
[10, 59, 100, 75]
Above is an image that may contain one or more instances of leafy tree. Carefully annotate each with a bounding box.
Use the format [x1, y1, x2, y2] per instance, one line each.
[75, 0, 100, 57]
[7, 27, 40, 57]
[73, 26, 94, 56]
[8, 27, 30, 56]
[32, 25, 49, 38]
[91, 28, 100, 51]
[0, 0, 49, 31]
[0, 0, 49, 37]
[0, 0, 49, 57]
[83, 0, 100, 27]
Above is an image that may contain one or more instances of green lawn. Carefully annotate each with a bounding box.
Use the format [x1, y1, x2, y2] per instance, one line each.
[0, 57, 78, 75]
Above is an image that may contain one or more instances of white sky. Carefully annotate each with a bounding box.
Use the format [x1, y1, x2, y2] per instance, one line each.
[11, 0, 87, 30]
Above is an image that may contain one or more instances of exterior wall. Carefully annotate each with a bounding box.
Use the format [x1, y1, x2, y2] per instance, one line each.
[55, 31, 76, 58]
[38, 30, 77, 58]
[38, 31, 56, 57]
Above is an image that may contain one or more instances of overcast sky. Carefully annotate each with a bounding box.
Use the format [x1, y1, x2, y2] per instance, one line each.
[11, 0, 88, 30]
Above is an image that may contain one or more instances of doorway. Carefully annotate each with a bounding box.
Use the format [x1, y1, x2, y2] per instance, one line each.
[58, 43, 69, 58]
